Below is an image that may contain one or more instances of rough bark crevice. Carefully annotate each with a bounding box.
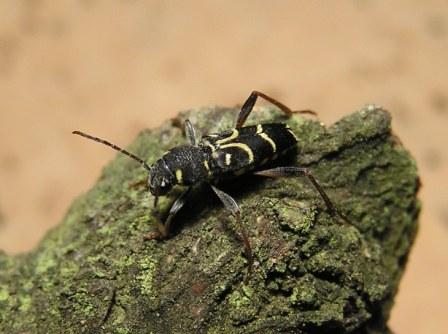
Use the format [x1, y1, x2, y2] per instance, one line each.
[0, 105, 419, 334]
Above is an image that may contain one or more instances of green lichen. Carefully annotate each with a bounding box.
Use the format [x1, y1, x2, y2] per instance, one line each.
[18, 294, 32, 312]
[136, 256, 157, 296]
[0, 105, 419, 334]
[0, 285, 9, 302]
[34, 250, 57, 275]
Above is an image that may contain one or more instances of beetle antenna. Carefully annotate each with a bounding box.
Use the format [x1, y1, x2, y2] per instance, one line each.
[72, 130, 151, 172]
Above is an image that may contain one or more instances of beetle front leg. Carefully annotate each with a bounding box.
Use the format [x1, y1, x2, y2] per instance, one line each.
[184, 119, 198, 146]
[146, 196, 166, 239]
[147, 187, 192, 239]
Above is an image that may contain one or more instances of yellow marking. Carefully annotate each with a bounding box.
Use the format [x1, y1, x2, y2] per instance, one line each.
[203, 160, 212, 176]
[175, 169, 183, 184]
[256, 124, 263, 134]
[206, 143, 216, 152]
[203, 160, 210, 171]
[259, 132, 277, 152]
[216, 129, 239, 145]
[225, 153, 232, 166]
[287, 129, 299, 142]
[220, 143, 254, 163]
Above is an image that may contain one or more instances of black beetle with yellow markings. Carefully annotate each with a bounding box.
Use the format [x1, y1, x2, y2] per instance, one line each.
[73, 91, 347, 271]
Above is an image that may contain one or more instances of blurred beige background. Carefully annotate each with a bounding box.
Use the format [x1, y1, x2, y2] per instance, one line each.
[0, 1, 447, 332]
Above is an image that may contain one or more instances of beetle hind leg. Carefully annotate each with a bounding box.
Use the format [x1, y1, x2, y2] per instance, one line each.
[255, 166, 350, 224]
[236, 90, 316, 129]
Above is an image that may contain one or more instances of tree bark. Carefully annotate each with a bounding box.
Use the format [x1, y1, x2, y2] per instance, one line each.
[0, 105, 420, 334]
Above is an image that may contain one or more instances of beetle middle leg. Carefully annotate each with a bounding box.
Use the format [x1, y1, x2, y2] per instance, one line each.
[236, 90, 316, 129]
[210, 185, 253, 278]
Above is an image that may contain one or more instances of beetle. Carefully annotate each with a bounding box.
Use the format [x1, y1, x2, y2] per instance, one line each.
[73, 91, 347, 267]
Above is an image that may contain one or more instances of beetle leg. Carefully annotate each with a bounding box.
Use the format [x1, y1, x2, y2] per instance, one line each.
[147, 188, 192, 239]
[236, 90, 316, 129]
[184, 119, 198, 146]
[163, 187, 192, 235]
[255, 166, 350, 224]
[210, 185, 253, 277]
[145, 196, 165, 239]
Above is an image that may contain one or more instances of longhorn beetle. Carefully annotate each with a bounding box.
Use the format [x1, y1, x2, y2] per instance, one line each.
[73, 91, 347, 270]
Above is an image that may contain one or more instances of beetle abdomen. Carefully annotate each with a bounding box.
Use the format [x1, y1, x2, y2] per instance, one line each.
[201, 123, 297, 177]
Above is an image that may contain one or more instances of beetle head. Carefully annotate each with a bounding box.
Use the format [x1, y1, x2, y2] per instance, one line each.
[148, 159, 175, 196]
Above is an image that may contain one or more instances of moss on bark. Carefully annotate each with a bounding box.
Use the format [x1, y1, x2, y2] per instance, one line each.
[0, 105, 419, 334]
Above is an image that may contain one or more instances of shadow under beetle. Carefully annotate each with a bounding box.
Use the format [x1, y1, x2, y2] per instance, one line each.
[73, 91, 347, 271]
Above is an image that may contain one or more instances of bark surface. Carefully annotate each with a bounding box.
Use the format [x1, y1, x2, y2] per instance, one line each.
[0, 105, 420, 334]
